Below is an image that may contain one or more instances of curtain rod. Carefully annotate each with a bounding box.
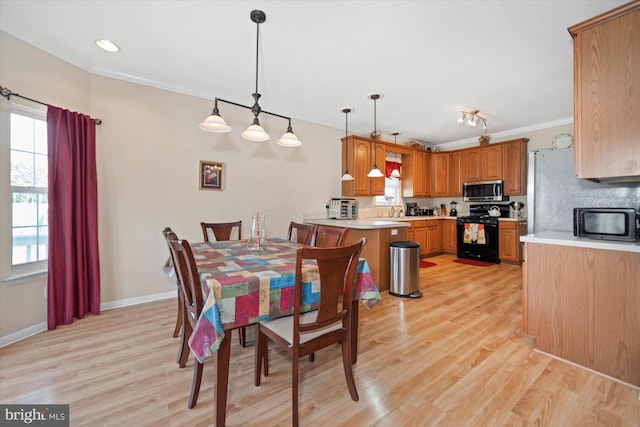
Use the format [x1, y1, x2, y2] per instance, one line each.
[0, 85, 102, 125]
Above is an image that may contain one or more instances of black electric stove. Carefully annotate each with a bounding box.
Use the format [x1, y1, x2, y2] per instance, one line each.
[456, 204, 510, 263]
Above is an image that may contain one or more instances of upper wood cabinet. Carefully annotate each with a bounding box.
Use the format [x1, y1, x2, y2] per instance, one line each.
[431, 152, 450, 197]
[569, 2, 640, 180]
[461, 147, 482, 183]
[341, 136, 384, 196]
[402, 149, 431, 197]
[450, 150, 463, 197]
[502, 138, 529, 195]
[481, 144, 502, 181]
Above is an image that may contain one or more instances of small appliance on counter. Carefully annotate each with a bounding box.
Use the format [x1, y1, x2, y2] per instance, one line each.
[326, 198, 358, 219]
[405, 203, 433, 216]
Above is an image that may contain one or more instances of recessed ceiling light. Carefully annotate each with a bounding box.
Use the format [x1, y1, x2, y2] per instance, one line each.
[95, 39, 120, 53]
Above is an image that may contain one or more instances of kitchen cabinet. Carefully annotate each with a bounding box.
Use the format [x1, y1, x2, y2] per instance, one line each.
[569, 2, 640, 180]
[424, 220, 441, 256]
[501, 138, 528, 195]
[481, 144, 502, 181]
[450, 151, 463, 197]
[402, 149, 431, 197]
[498, 220, 527, 263]
[412, 220, 427, 256]
[525, 242, 640, 386]
[431, 152, 450, 197]
[341, 136, 384, 196]
[441, 219, 457, 254]
[461, 147, 482, 183]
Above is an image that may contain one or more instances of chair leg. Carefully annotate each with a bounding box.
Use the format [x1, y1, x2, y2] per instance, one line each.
[308, 352, 314, 362]
[254, 328, 263, 386]
[172, 288, 183, 338]
[188, 360, 204, 409]
[341, 338, 359, 401]
[292, 354, 299, 427]
[238, 326, 247, 347]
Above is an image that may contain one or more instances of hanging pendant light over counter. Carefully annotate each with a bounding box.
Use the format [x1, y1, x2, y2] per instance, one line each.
[367, 93, 384, 178]
[341, 108, 354, 181]
[199, 10, 302, 147]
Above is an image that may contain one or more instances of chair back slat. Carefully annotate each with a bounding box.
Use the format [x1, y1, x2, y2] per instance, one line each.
[167, 235, 203, 326]
[287, 222, 318, 246]
[200, 221, 242, 242]
[313, 225, 349, 248]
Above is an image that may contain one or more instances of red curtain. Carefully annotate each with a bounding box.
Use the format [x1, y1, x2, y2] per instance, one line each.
[47, 106, 101, 330]
[385, 161, 401, 179]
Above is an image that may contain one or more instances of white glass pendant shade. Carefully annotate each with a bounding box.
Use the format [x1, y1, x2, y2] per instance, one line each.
[391, 168, 401, 178]
[276, 131, 302, 147]
[367, 167, 384, 178]
[341, 172, 354, 181]
[242, 123, 270, 141]
[199, 113, 231, 132]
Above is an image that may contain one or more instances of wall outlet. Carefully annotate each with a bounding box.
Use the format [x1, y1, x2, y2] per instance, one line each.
[391, 229, 398, 236]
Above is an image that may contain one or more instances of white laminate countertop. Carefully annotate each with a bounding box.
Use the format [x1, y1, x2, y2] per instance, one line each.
[305, 218, 409, 230]
[520, 231, 640, 253]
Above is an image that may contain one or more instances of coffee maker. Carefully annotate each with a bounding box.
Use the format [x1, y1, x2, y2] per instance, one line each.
[406, 202, 418, 216]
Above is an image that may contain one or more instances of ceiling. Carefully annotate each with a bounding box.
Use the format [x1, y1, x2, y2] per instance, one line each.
[0, 0, 628, 146]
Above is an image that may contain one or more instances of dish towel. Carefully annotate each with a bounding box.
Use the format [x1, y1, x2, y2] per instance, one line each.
[463, 223, 486, 245]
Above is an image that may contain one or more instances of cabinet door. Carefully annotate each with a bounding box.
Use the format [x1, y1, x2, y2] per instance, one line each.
[499, 221, 518, 262]
[431, 152, 450, 197]
[414, 151, 425, 196]
[450, 151, 463, 197]
[502, 139, 528, 195]
[422, 152, 431, 197]
[441, 220, 457, 253]
[413, 221, 427, 255]
[462, 147, 482, 183]
[425, 221, 441, 255]
[571, 6, 640, 179]
[370, 142, 386, 195]
[481, 145, 502, 181]
[341, 137, 371, 196]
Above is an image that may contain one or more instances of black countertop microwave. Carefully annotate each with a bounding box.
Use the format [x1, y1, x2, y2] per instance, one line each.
[462, 180, 508, 202]
[573, 207, 639, 242]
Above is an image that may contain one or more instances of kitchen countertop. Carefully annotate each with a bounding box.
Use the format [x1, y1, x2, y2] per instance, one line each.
[520, 231, 640, 253]
[305, 218, 409, 229]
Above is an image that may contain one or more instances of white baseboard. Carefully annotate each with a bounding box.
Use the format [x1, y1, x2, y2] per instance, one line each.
[0, 291, 176, 348]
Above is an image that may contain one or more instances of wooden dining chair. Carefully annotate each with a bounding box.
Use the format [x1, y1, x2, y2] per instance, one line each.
[166, 232, 207, 408]
[313, 225, 349, 248]
[287, 221, 317, 246]
[254, 238, 367, 427]
[163, 227, 182, 338]
[200, 221, 242, 242]
[200, 220, 250, 346]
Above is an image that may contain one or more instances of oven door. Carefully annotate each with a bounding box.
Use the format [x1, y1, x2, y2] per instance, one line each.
[456, 218, 500, 264]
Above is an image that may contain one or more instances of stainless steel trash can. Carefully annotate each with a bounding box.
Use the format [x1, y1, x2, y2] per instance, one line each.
[389, 241, 422, 298]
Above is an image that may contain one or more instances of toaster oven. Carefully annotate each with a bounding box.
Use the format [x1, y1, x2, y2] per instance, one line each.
[326, 198, 358, 220]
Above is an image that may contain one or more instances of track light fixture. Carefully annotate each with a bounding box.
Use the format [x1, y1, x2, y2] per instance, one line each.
[367, 93, 385, 178]
[199, 10, 302, 147]
[457, 110, 487, 131]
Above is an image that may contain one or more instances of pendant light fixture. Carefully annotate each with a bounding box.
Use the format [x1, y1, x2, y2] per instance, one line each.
[390, 131, 401, 178]
[367, 93, 384, 178]
[341, 108, 354, 181]
[199, 10, 302, 147]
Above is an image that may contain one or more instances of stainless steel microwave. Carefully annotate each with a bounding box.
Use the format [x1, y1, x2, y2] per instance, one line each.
[573, 207, 639, 242]
[462, 180, 508, 202]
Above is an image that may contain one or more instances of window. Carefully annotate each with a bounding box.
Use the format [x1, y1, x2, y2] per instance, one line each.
[9, 107, 48, 269]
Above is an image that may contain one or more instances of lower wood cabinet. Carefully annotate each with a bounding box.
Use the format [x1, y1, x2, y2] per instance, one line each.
[498, 220, 527, 263]
[425, 221, 441, 256]
[441, 220, 457, 253]
[412, 220, 427, 256]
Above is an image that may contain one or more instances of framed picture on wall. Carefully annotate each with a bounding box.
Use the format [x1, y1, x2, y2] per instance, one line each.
[199, 161, 224, 190]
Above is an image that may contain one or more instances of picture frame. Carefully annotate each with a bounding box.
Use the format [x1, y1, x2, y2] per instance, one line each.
[199, 161, 224, 190]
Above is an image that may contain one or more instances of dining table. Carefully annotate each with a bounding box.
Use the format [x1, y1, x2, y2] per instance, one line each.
[179, 237, 381, 426]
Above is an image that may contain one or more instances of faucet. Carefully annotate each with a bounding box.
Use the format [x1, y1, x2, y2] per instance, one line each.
[389, 206, 396, 217]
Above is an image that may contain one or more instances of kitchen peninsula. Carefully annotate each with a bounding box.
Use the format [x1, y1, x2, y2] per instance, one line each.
[304, 219, 408, 292]
[521, 232, 640, 389]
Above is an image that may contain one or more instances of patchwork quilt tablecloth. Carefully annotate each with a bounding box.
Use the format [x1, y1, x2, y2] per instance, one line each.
[186, 238, 381, 363]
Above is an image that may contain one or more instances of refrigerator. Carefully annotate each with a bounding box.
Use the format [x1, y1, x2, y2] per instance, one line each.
[527, 149, 640, 234]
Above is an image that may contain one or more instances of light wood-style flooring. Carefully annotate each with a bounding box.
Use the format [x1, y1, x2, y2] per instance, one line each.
[1, 254, 639, 426]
